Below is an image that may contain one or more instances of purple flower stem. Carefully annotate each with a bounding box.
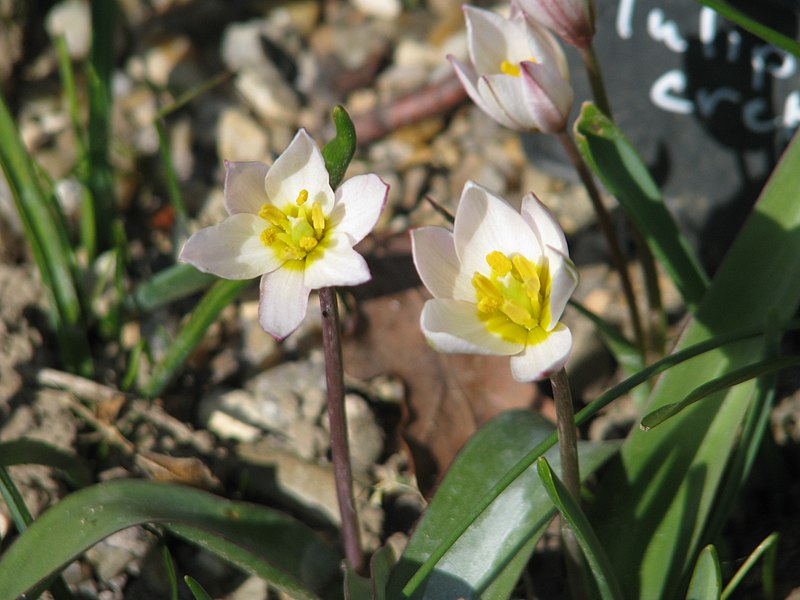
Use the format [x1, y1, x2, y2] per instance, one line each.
[319, 286, 364, 574]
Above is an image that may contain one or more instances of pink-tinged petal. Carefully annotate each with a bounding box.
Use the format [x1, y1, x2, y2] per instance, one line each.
[521, 192, 569, 256]
[303, 235, 371, 289]
[463, 5, 527, 75]
[544, 247, 579, 328]
[258, 267, 310, 339]
[517, 0, 595, 49]
[450, 56, 522, 130]
[519, 61, 573, 134]
[509, 323, 572, 381]
[477, 74, 531, 131]
[179, 213, 283, 279]
[328, 174, 388, 244]
[520, 10, 571, 77]
[454, 181, 542, 276]
[421, 299, 523, 356]
[223, 161, 270, 215]
[411, 227, 474, 301]
[264, 129, 335, 212]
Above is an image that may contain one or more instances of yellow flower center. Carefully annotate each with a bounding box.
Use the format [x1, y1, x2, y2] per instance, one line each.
[259, 189, 327, 263]
[472, 250, 552, 345]
[500, 57, 537, 78]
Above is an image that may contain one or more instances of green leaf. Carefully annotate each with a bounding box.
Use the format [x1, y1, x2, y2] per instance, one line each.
[344, 565, 372, 600]
[128, 263, 216, 314]
[0, 94, 93, 376]
[721, 532, 779, 600]
[569, 299, 644, 376]
[574, 102, 709, 309]
[386, 410, 620, 598]
[640, 355, 800, 429]
[185, 576, 214, 600]
[0, 439, 92, 488]
[322, 106, 356, 190]
[589, 127, 800, 600]
[685, 546, 721, 600]
[0, 480, 340, 600]
[536, 457, 624, 600]
[162, 545, 179, 600]
[371, 544, 397, 600]
[139, 279, 251, 398]
[692, 0, 800, 57]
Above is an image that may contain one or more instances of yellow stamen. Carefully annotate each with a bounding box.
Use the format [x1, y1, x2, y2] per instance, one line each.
[501, 298, 536, 328]
[299, 236, 318, 251]
[472, 273, 502, 300]
[295, 189, 309, 206]
[486, 251, 512, 277]
[500, 60, 521, 77]
[311, 201, 325, 235]
[261, 228, 277, 245]
[259, 204, 289, 229]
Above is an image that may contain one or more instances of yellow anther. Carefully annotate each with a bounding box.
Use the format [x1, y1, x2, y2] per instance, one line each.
[472, 273, 502, 300]
[486, 251, 512, 277]
[501, 298, 536, 328]
[477, 297, 502, 313]
[259, 204, 289, 229]
[261, 228, 277, 246]
[500, 60, 521, 77]
[311, 201, 325, 234]
[295, 189, 309, 206]
[299, 236, 318, 252]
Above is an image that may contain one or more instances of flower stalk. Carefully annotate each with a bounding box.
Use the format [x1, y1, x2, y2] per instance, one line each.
[556, 131, 646, 355]
[319, 286, 364, 573]
[579, 44, 613, 120]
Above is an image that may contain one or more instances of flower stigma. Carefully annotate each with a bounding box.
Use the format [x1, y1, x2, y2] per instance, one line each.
[259, 188, 327, 262]
[472, 250, 552, 345]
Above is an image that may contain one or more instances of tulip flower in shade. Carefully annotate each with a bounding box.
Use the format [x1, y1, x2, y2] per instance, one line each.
[180, 129, 388, 339]
[411, 182, 579, 382]
[515, 0, 595, 49]
[448, 5, 573, 134]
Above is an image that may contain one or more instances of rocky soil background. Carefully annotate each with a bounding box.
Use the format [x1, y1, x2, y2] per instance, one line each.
[1, 0, 799, 598]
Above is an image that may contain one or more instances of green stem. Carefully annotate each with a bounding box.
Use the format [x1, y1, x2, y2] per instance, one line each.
[319, 287, 364, 573]
[556, 131, 646, 356]
[579, 43, 613, 120]
[550, 369, 585, 598]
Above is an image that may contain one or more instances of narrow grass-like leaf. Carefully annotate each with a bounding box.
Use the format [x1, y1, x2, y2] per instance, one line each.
[720, 532, 779, 600]
[0, 466, 33, 531]
[589, 128, 800, 600]
[693, 0, 800, 57]
[87, 0, 117, 251]
[139, 279, 251, 398]
[155, 117, 188, 221]
[0, 480, 340, 600]
[185, 576, 213, 600]
[395, 317, 800, 599]
[640, 356, 800, 430]
[536, 457, 624, 600]
[162, 545, 179, 600]
[569, 299, 643, 375]
[574, 102, 709, 309]
[128, 263, 216, 314]
[0, 439, 92, 487]
[388, 411, 620, 598]
[321, 106, 356, 190]
[685, 545, 721, 600]
[371, 544, 396, 600]
[344, 565, 372, 600]
[0, 95, 93, 376]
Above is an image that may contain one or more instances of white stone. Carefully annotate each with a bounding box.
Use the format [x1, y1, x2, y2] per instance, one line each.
[45, 0, 91, 59]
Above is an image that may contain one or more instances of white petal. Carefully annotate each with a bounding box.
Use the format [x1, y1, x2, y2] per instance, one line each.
[303, 235, 371, 289]
[454, 181, 542, 276]
[450, 57, 521, 130]
[509, 323, 572, 381]
[520, 61, 573, 134]
[421, 299, 522, 356]
[477, 74, 530, 130]
[258, 268, 310, 339]
[545, 247, 579, 328]
[223, 161, 269, 215]
[328, 174, 388, 244]
[463, 6, 524, 75]
[264, 129, 335, 213]
[521, 192, 569, 256]
[179, 214, 283, 279]
[411, 227, 474, 301]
